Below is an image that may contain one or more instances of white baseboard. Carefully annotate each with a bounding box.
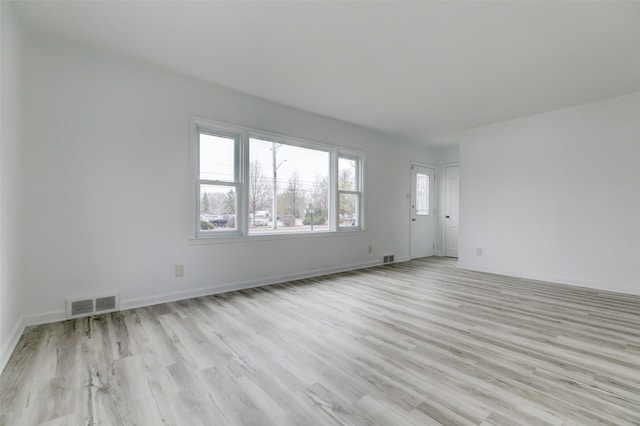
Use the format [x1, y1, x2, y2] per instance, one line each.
[121, 259, 381, 310]
[1, 318, 25, 374]
[2, 259, 382, 373]
[22, 309, 68, 327]
[1, 308, 71, 373]
[2, 257, 433, 373]
[457, 262, 640, 296]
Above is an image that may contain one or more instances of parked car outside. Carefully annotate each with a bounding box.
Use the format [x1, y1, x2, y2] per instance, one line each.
[253, 211, 269, 226]
[208, 215, 228, 228]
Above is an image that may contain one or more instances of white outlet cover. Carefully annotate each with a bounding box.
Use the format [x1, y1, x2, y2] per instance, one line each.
[175, 265, 184, 277]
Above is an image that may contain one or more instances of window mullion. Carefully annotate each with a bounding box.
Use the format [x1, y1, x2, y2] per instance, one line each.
[240, 131, 250, 235]
[330, 151, 337, 231]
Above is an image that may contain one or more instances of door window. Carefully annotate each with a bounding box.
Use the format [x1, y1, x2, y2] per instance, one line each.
[416, 173, 430, 215]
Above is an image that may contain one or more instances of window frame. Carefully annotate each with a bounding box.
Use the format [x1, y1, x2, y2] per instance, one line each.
[247, 132, 336, 234]
[194, 122, 245, 238]
[337, 153, 364, 231]
[191, 117, 365, 240]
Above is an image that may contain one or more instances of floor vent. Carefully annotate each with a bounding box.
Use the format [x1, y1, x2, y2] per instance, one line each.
[67, 293, 120, 318]
[383, 254, 395, 264]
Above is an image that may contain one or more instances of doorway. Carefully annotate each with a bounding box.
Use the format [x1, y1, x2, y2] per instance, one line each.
[444, 165, 459, 258]
[410, 164, 435, 259]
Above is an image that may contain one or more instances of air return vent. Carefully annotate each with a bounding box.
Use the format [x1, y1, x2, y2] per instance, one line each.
[71, 299, 93, 316]
[383, 254, 395, 264]
[95, 295, 117, 312]
[67, 293, 120, 318]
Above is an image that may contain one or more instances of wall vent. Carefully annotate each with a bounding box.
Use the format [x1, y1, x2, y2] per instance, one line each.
[383, 255, 395, 264]
[67, 293, 120, 318]
[71, 299, 93, 316]
[95, 295, 117, 312]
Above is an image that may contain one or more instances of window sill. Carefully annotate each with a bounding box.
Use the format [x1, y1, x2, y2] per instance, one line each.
[189, 229, 366, 245]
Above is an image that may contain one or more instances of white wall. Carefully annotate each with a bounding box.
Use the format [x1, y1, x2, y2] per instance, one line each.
[1, 2, 25, 370]
[20, 33, 441, 324]
[459, 92, 640, 295]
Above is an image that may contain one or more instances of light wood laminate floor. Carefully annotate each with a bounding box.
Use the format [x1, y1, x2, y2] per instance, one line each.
[2, 257, 640, 425]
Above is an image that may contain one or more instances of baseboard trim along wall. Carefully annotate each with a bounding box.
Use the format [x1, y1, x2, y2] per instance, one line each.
[457, 262, 640, 296]
[1, 309, 71, 373]
[1, 320, 26, 375]
[2, 258, 395, 373]
[121, 259, 383, 310]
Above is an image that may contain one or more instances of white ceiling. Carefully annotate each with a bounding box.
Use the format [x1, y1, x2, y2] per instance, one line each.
[13, 1, 640, 145]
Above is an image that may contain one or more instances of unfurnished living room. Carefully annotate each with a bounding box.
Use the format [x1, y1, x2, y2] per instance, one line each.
[1, 1, 639, 425]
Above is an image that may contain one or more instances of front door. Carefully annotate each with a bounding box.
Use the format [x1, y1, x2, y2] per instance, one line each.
[410, 164, 435, 259]
[444, 165, 459, 258]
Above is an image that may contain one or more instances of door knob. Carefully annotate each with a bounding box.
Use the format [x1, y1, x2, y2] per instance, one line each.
[446, 215, 450, 218]
[412, 218, 416, 221]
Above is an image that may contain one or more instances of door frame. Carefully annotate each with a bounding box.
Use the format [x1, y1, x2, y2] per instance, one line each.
[443, 163, 460, 258]
[409, 162, 437, 259]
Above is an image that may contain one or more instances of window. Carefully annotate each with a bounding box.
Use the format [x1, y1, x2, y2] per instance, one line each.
[338, 156, 362, 228]
[249, 137, 330, 234]
[194, 118, 363, 238]
[197, 130, 241, 235]
[415, 173, 430, 215]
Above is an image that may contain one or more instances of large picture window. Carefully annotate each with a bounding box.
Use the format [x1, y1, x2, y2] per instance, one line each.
[194, 118, 363, 238]
[249, 138, 330, 234]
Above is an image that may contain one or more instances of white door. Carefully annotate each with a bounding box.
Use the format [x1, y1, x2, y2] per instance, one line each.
[410, 164, 435, 259]
[444, 165, 459, 258]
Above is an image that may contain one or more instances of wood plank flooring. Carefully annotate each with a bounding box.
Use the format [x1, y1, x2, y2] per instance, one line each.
[1, 257, 639, 425]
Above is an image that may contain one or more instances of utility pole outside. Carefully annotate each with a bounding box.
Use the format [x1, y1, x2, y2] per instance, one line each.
[271, 143, 286, 231]
[272, 142, 277, 230]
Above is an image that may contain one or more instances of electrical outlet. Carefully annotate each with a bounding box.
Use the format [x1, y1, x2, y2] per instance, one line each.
[368, 245, 373, 254]
[476, 248, 483, 256]
[175, 265, 184, 277]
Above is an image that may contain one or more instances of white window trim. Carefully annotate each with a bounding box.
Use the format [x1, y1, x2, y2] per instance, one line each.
[194, 121, 245, 238]
[190, 116, 366, 241]
[247, 132, 338, 234]
[337, 152, 365, 231]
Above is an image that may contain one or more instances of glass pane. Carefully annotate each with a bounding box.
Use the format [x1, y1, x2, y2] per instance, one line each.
[249, 138, 330, 233]
[199, 133, 236, 181]
[338, 157, 357, 191]
[339, 193, 359, 227]
[416, 173, 429, 215]
[200, 184, 237, 231]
